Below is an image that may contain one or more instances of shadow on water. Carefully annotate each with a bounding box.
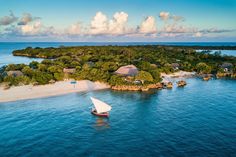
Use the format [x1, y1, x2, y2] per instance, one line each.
[0, 78, 236, 157]
[109, 89, 158, 101]
[93, 117, 110, 131]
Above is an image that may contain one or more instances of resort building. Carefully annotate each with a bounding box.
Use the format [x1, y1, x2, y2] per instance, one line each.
[63, 68, 76, 80]
[63, 68, 76, 74]
[49, 79, 56, 84]
[86, 61, 95, 67]
[6, 70, 23, 77]
[114, 65, 138, 76]
[220, 63, 233, 72]
[171, 63, 180, 71]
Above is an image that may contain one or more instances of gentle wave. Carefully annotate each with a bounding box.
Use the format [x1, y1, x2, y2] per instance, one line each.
[0, 78, 236, 156]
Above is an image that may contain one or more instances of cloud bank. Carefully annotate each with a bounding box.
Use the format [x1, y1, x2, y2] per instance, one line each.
[17, 13, 40, 25]
[138, 16, 157, 34]
[0, 11, 235, 41]
[0, 11, 18, 26]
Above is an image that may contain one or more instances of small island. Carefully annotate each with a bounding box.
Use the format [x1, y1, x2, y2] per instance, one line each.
[0, 45, 235, 101]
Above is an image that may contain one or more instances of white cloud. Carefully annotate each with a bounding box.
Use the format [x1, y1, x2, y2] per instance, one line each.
[88, 11, 129, 35]
[18, 13, 40, 25]
[67, 22, 82, 35]
[159, 11, 196, 37]
[159, 11, 184, 22]
[139, 16, 157, 34]
[194, 32, 202, 37]
[0, 11, 18, 26]
[200, 28, 236, 34]
[18, 20, 56, 36]
[108, 12, 128, 35]
[89, 12, 108, 35]
[161, 33, 178, 37]
[159, 12, 170, 21]
[163, 24, 194, 33]
[20, 20, 42, 35]
[1, 10, 234, 40]
[0, 12, 55, 37]
[171, 15, 185, 22]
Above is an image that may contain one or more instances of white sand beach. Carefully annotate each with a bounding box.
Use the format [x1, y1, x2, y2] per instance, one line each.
[161, 71, 196, 82]
[161, 71, 196, 78]
[0, 80, 110, 103]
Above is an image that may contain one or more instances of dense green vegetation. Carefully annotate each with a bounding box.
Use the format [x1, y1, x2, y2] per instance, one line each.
[0, 45, 235, 86]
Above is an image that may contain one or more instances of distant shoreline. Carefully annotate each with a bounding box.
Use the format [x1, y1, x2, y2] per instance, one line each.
[1, 42, 236, 49]
[161, 71, 196, 79]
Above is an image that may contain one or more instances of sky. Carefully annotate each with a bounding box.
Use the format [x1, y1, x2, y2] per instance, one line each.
[0, 0, 236, 42]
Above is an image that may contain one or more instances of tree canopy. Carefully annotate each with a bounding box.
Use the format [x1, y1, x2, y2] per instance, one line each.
[0, 45, 235, 86]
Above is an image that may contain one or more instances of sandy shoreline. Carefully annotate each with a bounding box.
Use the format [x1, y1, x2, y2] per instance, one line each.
[0, 71, 195, 103]
[160, 71, 196, 84]
[0, 80, 110, 103]
[161, 70, 196, 78]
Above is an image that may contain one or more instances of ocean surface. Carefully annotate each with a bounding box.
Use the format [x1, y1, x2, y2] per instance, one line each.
[196, 49, 236, 56]
[0, 78, 236, 157]
[0, 42, 236, 67]
[0, 42, 236, 157]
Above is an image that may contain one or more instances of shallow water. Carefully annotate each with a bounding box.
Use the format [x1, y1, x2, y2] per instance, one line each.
[0, 78, 235, 157]
[196, 49, 236, 56]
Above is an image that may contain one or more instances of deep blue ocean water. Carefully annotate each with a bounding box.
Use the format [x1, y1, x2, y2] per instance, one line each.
[0, 78, 236, 157]
[0, 42, 236, 67]
[0, 42, 236, 157]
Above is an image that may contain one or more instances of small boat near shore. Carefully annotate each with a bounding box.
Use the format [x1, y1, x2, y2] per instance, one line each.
[90, 97, 112, 117]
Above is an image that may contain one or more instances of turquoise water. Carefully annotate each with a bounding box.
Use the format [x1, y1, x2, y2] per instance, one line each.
[196, 49, 236, 56]
[0, 42, 236, 156]
[0, 78, 236, 157]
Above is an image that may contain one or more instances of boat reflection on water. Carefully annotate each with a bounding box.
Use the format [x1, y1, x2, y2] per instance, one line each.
[93, 117, 110, 130]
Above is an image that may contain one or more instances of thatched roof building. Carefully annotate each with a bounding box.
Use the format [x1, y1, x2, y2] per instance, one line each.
[220, 62, 233, 72]
[63, 68, 76, 74]
[49, 79, 56, 84]
[221, 62, 233, 69]
[114, 65, 138, 76]
[171, 63, 180, 70]
[7, 70, 23, 77]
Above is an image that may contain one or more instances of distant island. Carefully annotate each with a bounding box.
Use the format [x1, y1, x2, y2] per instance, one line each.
[0, 45, 235, 92]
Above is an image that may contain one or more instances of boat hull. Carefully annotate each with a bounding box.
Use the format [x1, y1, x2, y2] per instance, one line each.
[91, 109, 109, 117]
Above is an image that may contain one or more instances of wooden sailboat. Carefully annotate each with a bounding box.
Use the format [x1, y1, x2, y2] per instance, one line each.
[90, 97, 112, 117]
